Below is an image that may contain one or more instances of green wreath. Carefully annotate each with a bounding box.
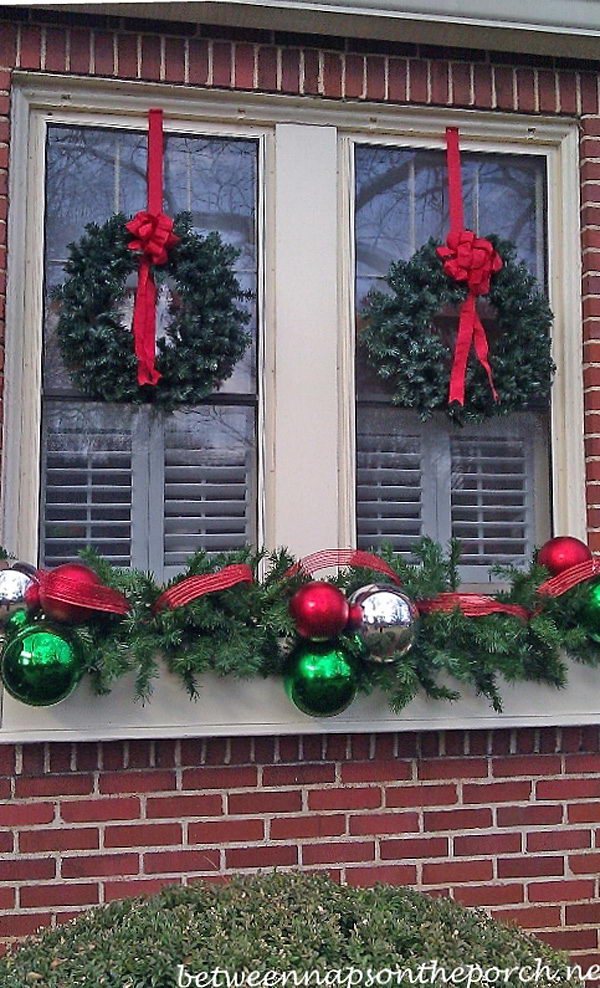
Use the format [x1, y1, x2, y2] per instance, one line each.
[53, 212, 252, 409]
[360, 236, 555, 423]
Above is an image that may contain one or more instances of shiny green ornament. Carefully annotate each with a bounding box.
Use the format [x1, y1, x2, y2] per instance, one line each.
[284, 641, 358, 717]
[582, 580, 600, 643]
[1, 624, 83, 706]
[5, 608, 30, 638]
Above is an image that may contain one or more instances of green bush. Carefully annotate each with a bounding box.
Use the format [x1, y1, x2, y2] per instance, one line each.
[0, 873, 582, 988]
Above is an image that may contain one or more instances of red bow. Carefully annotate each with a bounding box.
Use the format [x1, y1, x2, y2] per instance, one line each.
[126, 210, 179, 266]
[437, 231, 502, 297]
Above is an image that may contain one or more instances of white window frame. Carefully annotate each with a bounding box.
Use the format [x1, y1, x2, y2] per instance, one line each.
[0, 73, 592, 741]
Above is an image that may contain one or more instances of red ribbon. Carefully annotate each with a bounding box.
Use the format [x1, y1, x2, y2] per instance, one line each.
[417, 592, 529, 622]
[36, 571, 129, 615]
[284, 549, 402, 585]
[537, 558, 600, 598]
[153, 563, 254, 613]
[436, 127, 502, 406]
[126, 108, 180, 387]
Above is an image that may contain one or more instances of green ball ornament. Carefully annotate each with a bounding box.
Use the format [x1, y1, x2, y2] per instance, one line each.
[582, 580, 600, 643]
[284, 641, 358, 717]
[4, 608, 30, 638]
[1, 624, 83, 706]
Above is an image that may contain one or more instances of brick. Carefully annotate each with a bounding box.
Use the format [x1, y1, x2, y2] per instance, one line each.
[270, 815, 345, 840]
[566, 901, 600, 925]
[349, 812, 419, 836]
[21, 745, 45, 776]
[144, 849, 220, 873]
[229, 790, 301, 814]
[366, 56, 385, 101]
[140, 34, 161, 81]
[302, 841, 374, 866]
[102, 741, 125, 771]
[381, 836, 449, 859]
[117, 33, 139, 79]
[127, 740, 153, 769]
[48, 744, 72, 774]
[303, 49, 319, 96]
[0, 887, 14, 910]
[99, 770, 176, 795]
[226, 845, 297, 868]
[213, 41, 232, 87]
[146, 794, 222, 819]
[497, 803, 563, 827]
[492, 755, 561, 777]
[262, 763, 335, 786]
[164, 37, 185, 83]
[0, 857, 56, 882]
[182, 766, 257, 790]
[515, 67, 536, 112]
[452, 884, 524, 907]
[582, 161, 600, 182]
[257, 46, 277, 91]
[539, 777, 600, 799]
[19, 25, 42, 70]
[527, 830, 591, 852]
[280, 48, 300, 94]
[344, 53, 364, 99]
[538, 70, 557, 113]
[494, 906, 561, 930]
[154, 740, 178, 768]
[419, 757, 488, 781]
[202, 739, 227, 765]
[388, 57, 407, 103]
[541, 929, 598, 951]
[15, 774, 93, 798]
[463, 780, 531, 803]
[581, 76, 600, 114]
[20, 883, 99, 908]
[234, 43, 255, 90]
[0, 802, 54, 827]
[0, 832, 13, 855]
[69, 28, 92, 74]
[473, 63, 493, 108]
[564, 752, 600, 773]
[451, 61, 471, 107]
[94, 31, 115, 76]
[430, 59, 449, 105]
[308, 787, 381, 811]
[20, 827, 99, 853]
[497, 856, 564, 879]
[0, 913, 51, 938]
[494, 65, 514, 110]
[424, 808, 492, 831]
[278, 737, 301, 762]
[323, 52, 342, 99]
[0, 745, 15, 775]
[529, 879, 595, 902]
[454, 833, 521, 856]
[346, 865, 417, 886]
[105, 822, 182, 848]
[423, 859, 493, 884]
[386, 784, 457, 808]
[302, 736, 325, 761]
[569, 853, 600, 874]
[190, 819, 264, 843]
[62, 852, 139, 879]
[341, 760, 411, 783]
[188, 38, 209, 86]
[61, 797, 141, 823]
[105, 877, 178, 900]
[558, 71, 578, 114]
[44, 27, 67, 73]
[0, 22, 17, 66]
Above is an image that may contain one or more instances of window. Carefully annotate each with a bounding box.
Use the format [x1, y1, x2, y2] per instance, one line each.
[1, 80, 587, 738]
[354, 143, 551, 581]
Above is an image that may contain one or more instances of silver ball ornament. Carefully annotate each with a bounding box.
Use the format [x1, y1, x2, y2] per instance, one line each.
[348, 584, 419, 663]
[0, 561, 36, 627]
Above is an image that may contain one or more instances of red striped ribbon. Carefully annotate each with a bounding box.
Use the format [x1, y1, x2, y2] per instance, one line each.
[37, 571, 129, 615]
[537, 558, 600, 598]
[153, 563, 254, 613]
[284, 549, 401, 585]
[417, 592, 529, 622]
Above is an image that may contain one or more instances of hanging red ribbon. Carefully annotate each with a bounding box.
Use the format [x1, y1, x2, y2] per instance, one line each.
[436, 127, 502, 406]
[153, 563, 254, 613]
[126, 108, 180, 387]
[284, 548, 402, 585]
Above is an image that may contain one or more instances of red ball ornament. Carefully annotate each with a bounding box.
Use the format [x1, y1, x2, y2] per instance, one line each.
[289, 581, 350, 641]
[39, 563, 102, 624]
[537, 537, 592, 576]
[346, 603, 364, 631]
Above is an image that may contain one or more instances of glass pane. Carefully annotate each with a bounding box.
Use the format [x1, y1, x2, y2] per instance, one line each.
[354, 142, 550, 573]
[44, 125, 257, 395]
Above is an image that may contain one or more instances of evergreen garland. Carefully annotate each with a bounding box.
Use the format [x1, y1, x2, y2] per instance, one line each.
[52, 212, 251, 409]
[360, 237, 555, 423]
[18, 538, 600, 714]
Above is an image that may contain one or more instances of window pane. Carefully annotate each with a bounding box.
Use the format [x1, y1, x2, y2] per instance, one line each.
[41, 124, 259, 575]
[354, 143, 550, 574]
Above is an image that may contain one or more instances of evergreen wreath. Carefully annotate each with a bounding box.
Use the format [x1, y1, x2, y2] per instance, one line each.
[360, 236, 555, 423]
[14, 538, 600, 715]
[52, 212, 252, 410]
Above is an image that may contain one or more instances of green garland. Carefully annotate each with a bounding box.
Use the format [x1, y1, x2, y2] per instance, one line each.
[21, 538, 600, 714]
[53, 213, 251, 409]
[360, 237, 555, 423]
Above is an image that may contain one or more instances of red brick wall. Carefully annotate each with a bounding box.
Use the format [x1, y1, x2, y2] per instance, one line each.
[1, 8, 600, 963]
